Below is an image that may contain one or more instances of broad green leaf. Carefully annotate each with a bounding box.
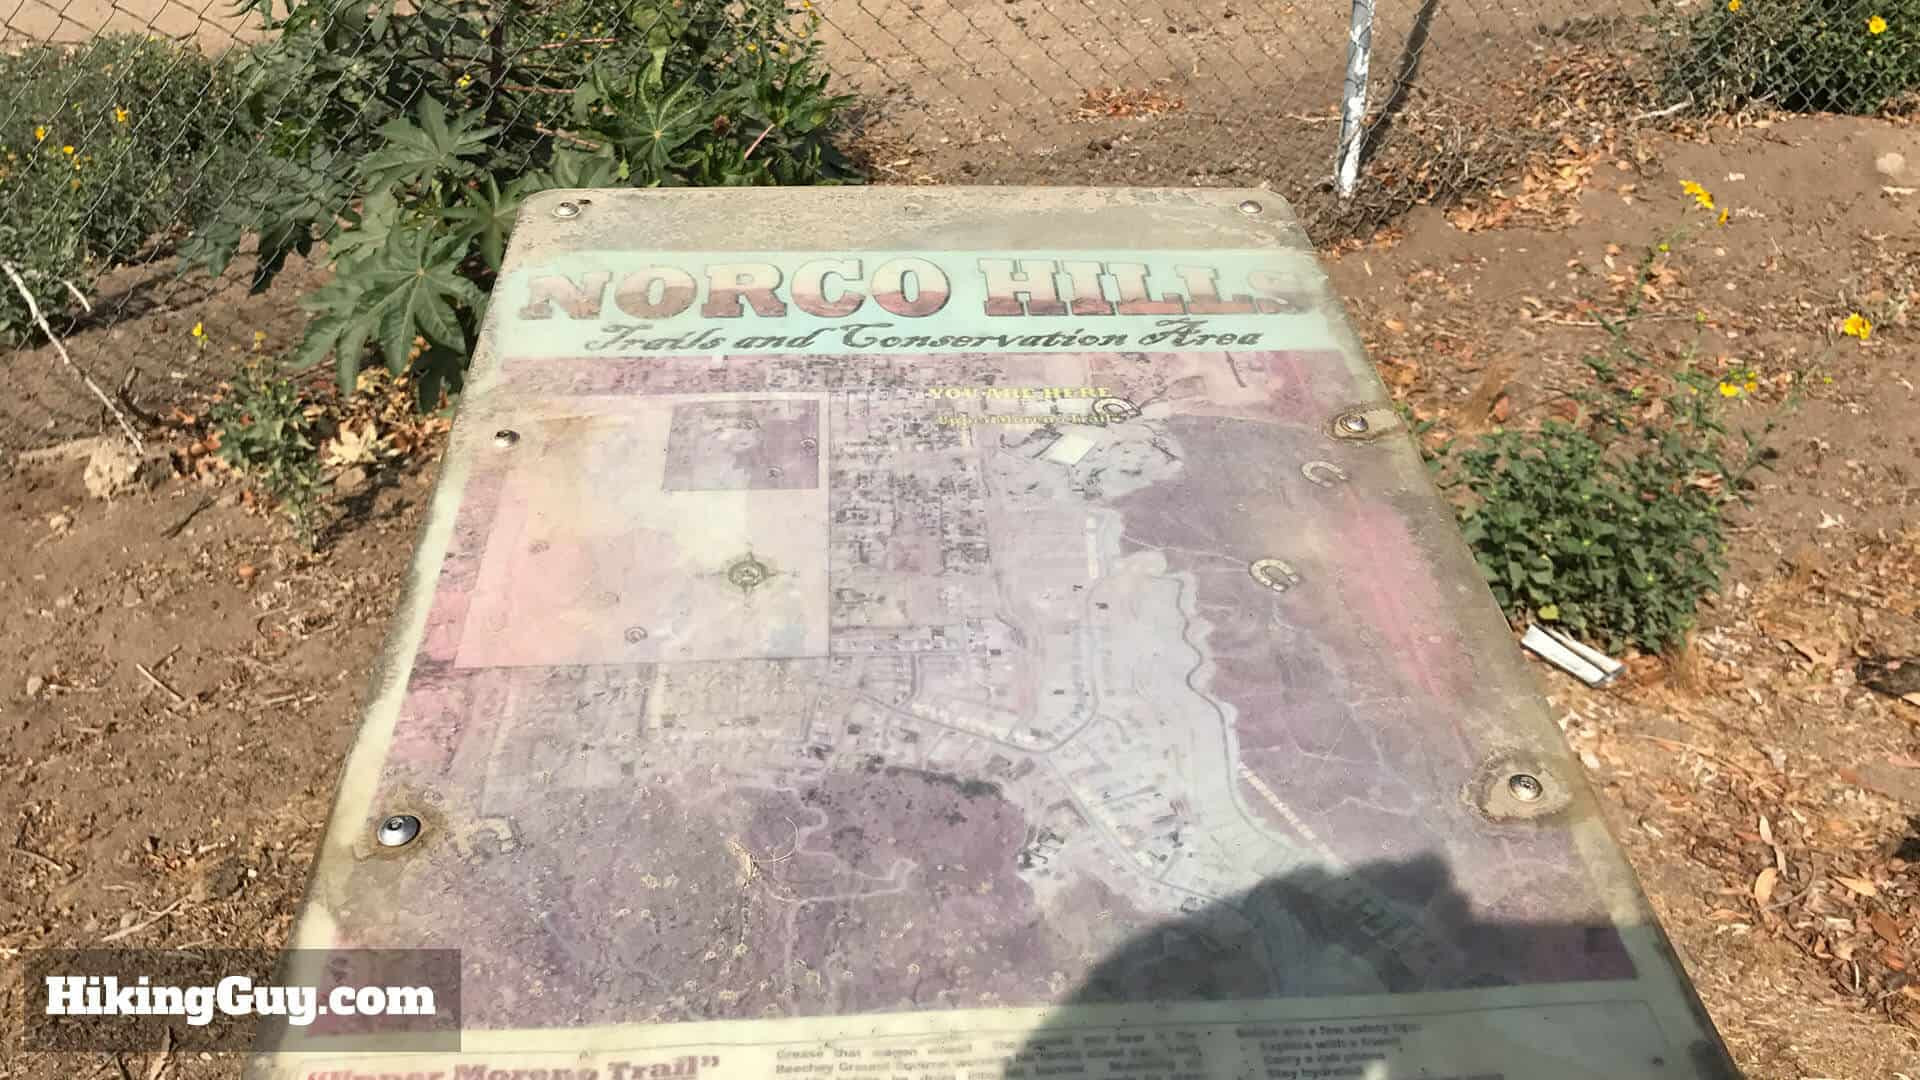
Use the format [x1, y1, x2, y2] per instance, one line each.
[441, 176, 521, 270]
[359, 96, 501, 191]
[297, 222, 481, 394]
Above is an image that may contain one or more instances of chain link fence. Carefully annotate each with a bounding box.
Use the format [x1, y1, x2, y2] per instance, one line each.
[0, 0, 1910, 442]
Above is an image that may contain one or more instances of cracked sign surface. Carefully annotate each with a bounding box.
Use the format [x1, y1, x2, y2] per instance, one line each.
[258, 189, 1732, 1080]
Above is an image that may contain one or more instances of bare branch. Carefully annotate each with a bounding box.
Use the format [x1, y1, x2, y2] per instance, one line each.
[3, 262, 144, 455]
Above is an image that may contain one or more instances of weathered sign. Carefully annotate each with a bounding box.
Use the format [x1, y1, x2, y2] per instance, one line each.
[253, 188, 1735, 1080]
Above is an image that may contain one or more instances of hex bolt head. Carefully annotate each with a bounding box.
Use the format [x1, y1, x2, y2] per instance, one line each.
[1338, 414, 1370, 434]
[376, 814, 422, 848]
[1507, 774, 1544, 802]
[493, 429, 520, 449]
[1238, 200, 1263, 216]
[552, 201, 581, 219]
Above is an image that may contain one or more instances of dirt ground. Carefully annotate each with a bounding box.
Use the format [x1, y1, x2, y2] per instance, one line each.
[3, 110, 1920, 1078]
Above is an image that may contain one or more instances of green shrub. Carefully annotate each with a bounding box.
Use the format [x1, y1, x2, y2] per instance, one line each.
[0, 35, 228, 341]
[185, 0, 856, 405]
[210, 363, 326, 547]
[1669, 0, 1920, 114]
[1428, 236, 1785, 654]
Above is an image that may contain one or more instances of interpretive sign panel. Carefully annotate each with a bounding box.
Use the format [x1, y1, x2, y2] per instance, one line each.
[253, 189, 1734, 1080]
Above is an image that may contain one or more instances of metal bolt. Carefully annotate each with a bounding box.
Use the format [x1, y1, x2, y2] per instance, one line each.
[552, 201, 581, 219]
[1507, 774, 1544, 802]
[1338, 414, 1370, 434]
[1238, 199, 1263, 216]
[493, 429, 520, 448]
[376, 814, 422, 848]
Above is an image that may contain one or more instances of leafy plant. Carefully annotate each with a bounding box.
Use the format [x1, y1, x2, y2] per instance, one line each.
[1427, 234, 1788, 654]
[0, 35, 230, 341]
[211, 366, 327, 547]
[185, 0, 856, 405]
[1669, 0, 1920, 114]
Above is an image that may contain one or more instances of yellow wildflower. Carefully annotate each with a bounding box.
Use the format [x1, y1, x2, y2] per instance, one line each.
[1842, 312, 1873, 339]
[190, 321, 205, 340]
[1680, 179, 1714, 210]
[746, 41, 758, 52]
[1867, 15, 1888, 33]
[1727, 0, 1740, 10]
[113, 107, 129, 124]
[1717, 382, 1741, 397]
[1744, 380, 1759, 393]
[456, 73, 473, 89]
[61, 145, 75, 156]
[33, 125, 47, 142]
[1717, 207, 1729, 226]
[253, 330, 267, 348]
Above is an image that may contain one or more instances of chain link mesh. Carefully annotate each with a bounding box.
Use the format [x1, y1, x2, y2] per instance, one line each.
[1, 0, 1910, 435]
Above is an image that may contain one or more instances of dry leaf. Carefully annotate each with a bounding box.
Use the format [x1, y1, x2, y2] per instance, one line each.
[324, 422, 385, 468]
[1753, 866, 1779, 906]
[1835, 876, 1879, 898]
[1787, 636, 1839, 666]
[1870, 910, 1904, 946]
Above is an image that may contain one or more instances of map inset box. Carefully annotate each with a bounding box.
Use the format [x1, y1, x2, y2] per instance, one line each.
[454, 395, 830, 667]
[664, 399, 821, 491]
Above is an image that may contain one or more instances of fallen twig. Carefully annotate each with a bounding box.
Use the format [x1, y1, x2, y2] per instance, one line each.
[3, 262, 144, 455]
[161, 495, 216, 540]
[100, 898, 184, 944]
[530, 35, 617, 50]
[531, 124, 603, 149]
[1621, 732, 1760, 777]
[11, 844, 71, 875]
[61, 279, 93, 313]
[134, 662, 187, 705]
[743, 123, 776, 160]
[144, 1027, 173, 1080]
[1630, 99, 1690, 123]
[116, 367, 167, 429]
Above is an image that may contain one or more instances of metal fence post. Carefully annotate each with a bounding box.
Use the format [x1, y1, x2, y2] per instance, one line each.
[1335, 0, 1376, 199]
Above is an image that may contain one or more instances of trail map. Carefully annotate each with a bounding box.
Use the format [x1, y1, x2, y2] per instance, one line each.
[260, 192, 1733, 1080]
